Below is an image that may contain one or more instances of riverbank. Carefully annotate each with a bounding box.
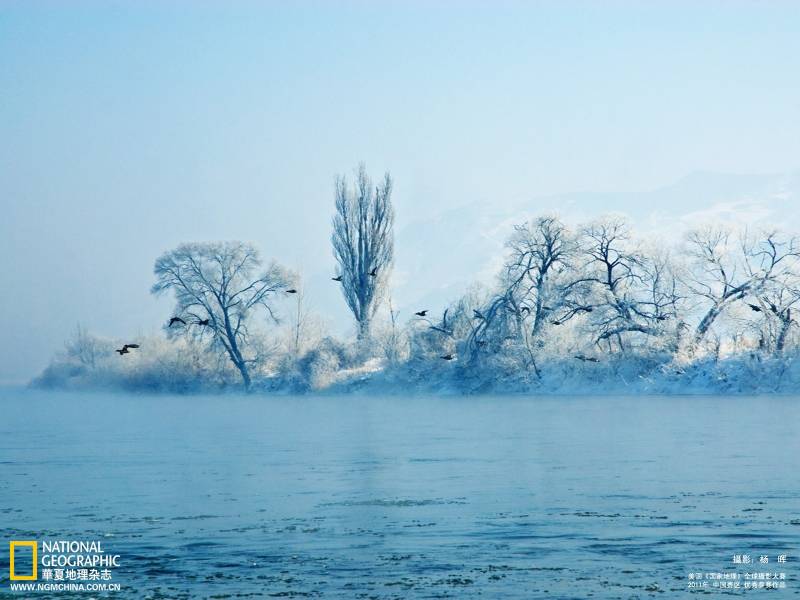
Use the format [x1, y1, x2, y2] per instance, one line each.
[31, 344, 800, 396]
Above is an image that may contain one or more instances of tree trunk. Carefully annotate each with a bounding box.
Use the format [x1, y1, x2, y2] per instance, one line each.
[530, 278, 546, 339]
[222, 308, 251, 390]
[357, 316, 371, 342]
[775, 309, 791, 356]
[234, 359, 251, 390]
[692, 303, 722, 353]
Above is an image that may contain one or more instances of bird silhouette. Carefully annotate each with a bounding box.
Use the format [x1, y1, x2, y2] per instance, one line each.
[747, 303, 762, 312]
[196, 318, 210, 326]
[286, 289, 298, 294]
[332, 275, 343, 282]
[168, 317, 186, 327]
[551, 320, 562, 325]
[115, 344, 139, 356]
[440, 354, 455, 361]
[575, 354, 599, 363]
[415, 310, 428, 317]
[369, 267, 378, 277]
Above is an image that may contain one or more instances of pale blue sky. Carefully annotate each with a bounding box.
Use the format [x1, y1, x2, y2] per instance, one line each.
[1, 1, 799, 382]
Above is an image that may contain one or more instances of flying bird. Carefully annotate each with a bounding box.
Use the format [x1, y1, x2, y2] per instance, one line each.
[115, 344, 139, 356]
[414, 310, 428, 317]
[196, 318, 210, 326]
[369, 267, 378, 277]
[440, 354, 455, 361]
[332, 275, 343, 282]
[286, 289, 298, 294]
[168, 317, 186, 327]
[747, 303, 762, 312]
[575, 354, 599, 363]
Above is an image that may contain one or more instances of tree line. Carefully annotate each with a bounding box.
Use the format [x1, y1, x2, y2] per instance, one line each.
[40, 164, 800, 392]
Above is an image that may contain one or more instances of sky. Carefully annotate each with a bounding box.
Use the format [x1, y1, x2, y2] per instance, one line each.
[1, 0, 799, 383]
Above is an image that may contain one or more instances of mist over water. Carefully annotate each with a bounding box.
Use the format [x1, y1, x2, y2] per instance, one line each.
[1, 389, 798, 598]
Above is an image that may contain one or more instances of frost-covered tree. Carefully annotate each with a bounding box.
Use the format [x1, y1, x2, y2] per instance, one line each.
[282, 280, 328, 360]
[471, 216, 681, 364]
[747, 269, 800, 356]
[375, 297, 408, 365]
[578, 217, 677, 351]
[332, 163, 394, 341]
[65, 324, 109, 370]
[684, 228, 800, 354]
[504, 216, 575, 338]
[468, 217, 580, 373]
[287, 282, 311, 357]
[634, 251, 682, 341]
[151, 242, 294, 389]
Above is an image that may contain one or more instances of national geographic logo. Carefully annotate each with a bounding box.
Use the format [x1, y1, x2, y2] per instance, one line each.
[9, 541, 37, 581]
[8, 540, 120, 582]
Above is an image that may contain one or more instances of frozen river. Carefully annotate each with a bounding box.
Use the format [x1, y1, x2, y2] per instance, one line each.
[1, 389, 798, 598]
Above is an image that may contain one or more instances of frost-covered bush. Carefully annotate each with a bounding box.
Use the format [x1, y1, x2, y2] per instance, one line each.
[271, 336, 359, 392]
[372, 303, 408, 366]
[33, 326, 113, 389]
[32, 331, 238, 393]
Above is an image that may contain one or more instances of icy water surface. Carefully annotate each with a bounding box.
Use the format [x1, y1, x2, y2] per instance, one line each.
[1, 389, 798, 598]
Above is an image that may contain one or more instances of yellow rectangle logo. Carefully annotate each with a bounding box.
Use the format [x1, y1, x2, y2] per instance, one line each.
[9, 541, 37, 581]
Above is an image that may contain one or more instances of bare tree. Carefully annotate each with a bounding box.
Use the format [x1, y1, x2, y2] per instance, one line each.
[578, 217, 678, 351]
[684, 227, 800, 353]
[744, 234, 800, 356]
[633, 251, 682, 347]
[64, 323, 108, 369]
[332, 163, 395, 341]
[504, 216, 575, 338]
[466, 216, 604, 375]
[284, 281, 326, 359]
[378, 297, 406, 365]
[289, 284, 310, 357]
[684, 228, 751, 352]
[465, 217, 576, 373]
[151, 242, 293, 389]
[749, 273, 800, 356]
